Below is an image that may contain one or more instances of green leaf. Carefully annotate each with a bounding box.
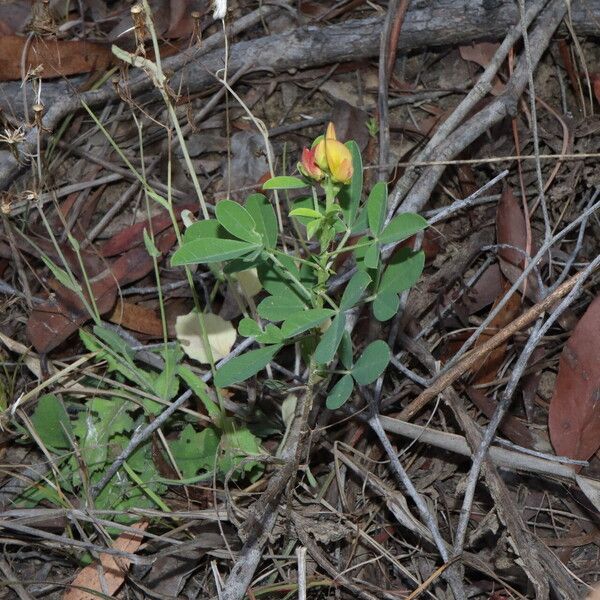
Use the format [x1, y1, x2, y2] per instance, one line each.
[245, 193, 278, 248]
[238, 317, 262, 337]
[373, 290, 400, 321]
[216, 200, 262, 244]
[256, 324, 285, 344]
[182, 219, 229, 244]
[326, 374, 354, 410]
[81, 327, 155, 392]
[177, 365, 221, 421]
[215, 344, 282, 387]
[142, 229, 161, 258]
[338, 141, 363, 226]
[41, 256, 81, 294]
[351, 340, 390, 385]
[339, 331, 354, 369]
[237, 317, 284, 346]
[219, 423, 264, 479]
[169, 424, 219, 478]
[281, 309, 335, 339]
[339, 270, 371, 311]
[262, 175, 307, 190]
[257, 254, 306, 302]
[257, 294, 306, 322]
[379, 248, 425, 294]
[73, 398, 135, 473]
[314, 312, 346, 364]
[364, 243, 379, 269]
[153, 346, 181, 403]
[93, 325, 134, 359]
[367, 181, 387, 236]
[289, 207, 323, 220]
[379, 213, 428, 245]
[306, 219, 322, 240]
[30, 394, 72, 449]
[171, 238, 260, 265]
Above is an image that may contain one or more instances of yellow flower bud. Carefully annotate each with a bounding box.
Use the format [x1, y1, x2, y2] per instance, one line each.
[324, 138, 353, 184]
[312, 122, 353, 184]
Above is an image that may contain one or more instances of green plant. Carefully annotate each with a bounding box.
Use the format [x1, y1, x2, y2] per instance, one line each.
[172, 122, 427, 410]
[15, 4, 426, 525]
[18, 326, 264, 520]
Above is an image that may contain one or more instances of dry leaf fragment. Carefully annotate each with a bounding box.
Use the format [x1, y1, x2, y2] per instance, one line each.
[549, 294, 600, 462]
[63, 521, 147, 600]
[176, 311, 236, 363]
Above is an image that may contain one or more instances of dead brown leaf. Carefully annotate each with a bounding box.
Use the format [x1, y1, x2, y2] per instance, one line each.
[63, 521, 147, 600]
[496, 186, 540, 301]
[548, 294, 600, 462]
[108, 299, 165, 338]
[0, 36, 112, 81]
[459, 42, 505, 95]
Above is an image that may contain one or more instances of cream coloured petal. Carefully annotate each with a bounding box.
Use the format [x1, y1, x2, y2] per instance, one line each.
[176, 311, 236, 364]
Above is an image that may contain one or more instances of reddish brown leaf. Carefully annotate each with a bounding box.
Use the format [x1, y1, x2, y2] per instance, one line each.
[27, 231, 178, 353]
[108, 300, 165, 337]
[454, 263, 503, 316]
[549, 294, 600, 462]
[27, 272, 118, 354]
[63, 522, 147, 600]
[99, 203, 196, 257]
[331, 100, 370, 152]
[459, 42, 505, 95]
[0, 3, 31, 35]
[0, 36, 112, 81]
[496, 186, 541, 301]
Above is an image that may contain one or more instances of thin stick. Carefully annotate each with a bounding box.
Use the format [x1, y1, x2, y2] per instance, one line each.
[452, 252, 600, 556]
[398, 263, 595, 421]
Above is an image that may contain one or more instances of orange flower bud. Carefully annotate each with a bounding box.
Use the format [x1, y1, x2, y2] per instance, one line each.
[298, 147, 324, 181]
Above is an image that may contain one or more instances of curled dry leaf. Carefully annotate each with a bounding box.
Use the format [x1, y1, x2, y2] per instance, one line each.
[63, 521, 147, 600]
[549, 294, 600, 463]
[176, 311, 236, 363]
